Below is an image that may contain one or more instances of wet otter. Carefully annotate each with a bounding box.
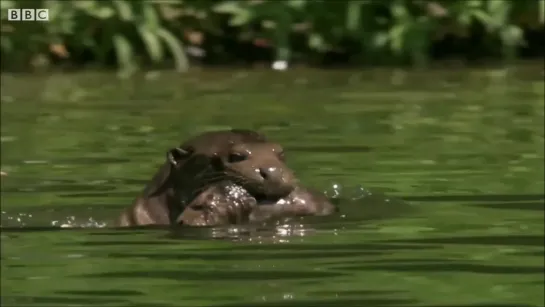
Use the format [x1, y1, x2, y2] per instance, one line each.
[177, 182, 336, 226]
[117, 129, 336, 227]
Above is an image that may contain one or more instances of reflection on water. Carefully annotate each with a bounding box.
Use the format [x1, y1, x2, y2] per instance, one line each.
[0, 182, 411, 229]
[1, 69, 544, 306]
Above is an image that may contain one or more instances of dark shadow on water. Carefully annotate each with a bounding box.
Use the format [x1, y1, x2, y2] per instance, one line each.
[334, 262, 543, 275]
[0, 226, 168, 235]
[518, 280, 545, 285]
[465, 201, 544, 211]
[55, 290, 144, 297]
[79, 240, 183, 246]
[104, 250, 384, 261]
[84, 230, 169, 236]
[359, 258, 460, 264]
[2, 176, 146, 197]
[512, 250, 545, 257]
[401, 194, 544, 203]
[57, 191, 140, 198]
[1, 295, 129, 306]
[120, 304, 177, 307]
[80, 269, 346, 281]
[338, 200, 415, 223]
[212, 301, 539, 307]
[0, 227, 82, 232]
[381, 235, 545, 247]
[287, 145, 373, 153]
[211, 298, 417, 307]
[2, 295, 176, 307]
[1, 183, 120, 194]
[53, 157, 133, 165]
[411, 305, 539, 307]
[305, 289, 405, 297]
[188, 242, 442, 252]
[71, 233, 443, 252]
[67, 242, 442, 264]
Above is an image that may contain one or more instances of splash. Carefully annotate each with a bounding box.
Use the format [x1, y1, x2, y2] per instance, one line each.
[1, 210, 109, 229]
[50, 216, 108, 229]
[324, 182, 390, 202]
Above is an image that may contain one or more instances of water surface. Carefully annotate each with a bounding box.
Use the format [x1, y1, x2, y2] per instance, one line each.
[1, 68, 544, 306]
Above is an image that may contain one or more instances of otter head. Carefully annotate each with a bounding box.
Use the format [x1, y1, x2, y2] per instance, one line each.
[164, 145, 209, 189]
[161, 130, 297, 203]
[211, 142, 297, 201]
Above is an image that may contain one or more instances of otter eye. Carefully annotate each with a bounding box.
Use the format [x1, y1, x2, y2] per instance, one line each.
[277, 150, 285, 161]
[228, 153, 247, 163]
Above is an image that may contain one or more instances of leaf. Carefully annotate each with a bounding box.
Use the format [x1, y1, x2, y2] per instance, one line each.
[372, 32, 390, 48]
[1, 36, 13, 53]
[229, 10, 252, 26]
[43, 0, 63, 17]
[112, 33, 136, 76]
[112, 0, 134, 21]
[287, 0, 306, 9]
[149, 0, 179, 4]
[471, 9, 494, 30]
[486, 0, 510, 28]
[499, 24, 524, 47]
[466, 0, 483, 9]
[138, 25, 164, 63]
[213, 1, 242, 14]
[142, 2, 160, 30]
[487, 0, 508, 15]
[308, 33, 325, 51]
[92, 5, 115, 19]
[72, 1, 96, 10]
[156, 27, 189, 72]
[407, 18, 431, 66]
[212, 1, 252, 26]
[391, 1, 410, 21]
[457, 11, 473, 26]
[540, 0, 545, 24]
[0, 0, 15, 10]
[346, 1, 362, 32]
[389, 24, 407, 54]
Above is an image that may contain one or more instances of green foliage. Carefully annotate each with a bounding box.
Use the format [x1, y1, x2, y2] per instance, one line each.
[1, 0, 543, 74]
[1, 0, 189, 76]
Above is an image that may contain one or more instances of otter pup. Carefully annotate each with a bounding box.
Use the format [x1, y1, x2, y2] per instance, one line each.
[177, 182, 336, 226]
[117, 129, 336, 227]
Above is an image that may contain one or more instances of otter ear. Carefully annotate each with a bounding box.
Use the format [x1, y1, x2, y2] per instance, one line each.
[209, 153, 225, 170]
[167, 147, 192, 167]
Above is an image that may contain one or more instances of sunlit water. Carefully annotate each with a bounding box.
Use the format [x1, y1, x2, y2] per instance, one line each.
[1, 68, 543, 306]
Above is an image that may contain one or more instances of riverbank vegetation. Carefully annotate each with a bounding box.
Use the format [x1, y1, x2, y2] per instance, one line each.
[1, 0, 543, 75]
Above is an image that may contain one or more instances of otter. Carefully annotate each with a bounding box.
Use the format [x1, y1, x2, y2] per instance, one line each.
[117, 129, 336, 227]
[177, 182, 336, 226]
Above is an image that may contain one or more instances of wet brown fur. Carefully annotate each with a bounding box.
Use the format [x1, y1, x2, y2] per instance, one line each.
[117, 129, 336, 227]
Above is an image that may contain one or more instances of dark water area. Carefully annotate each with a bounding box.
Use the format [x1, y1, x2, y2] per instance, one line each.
[1, 67, 544, 306]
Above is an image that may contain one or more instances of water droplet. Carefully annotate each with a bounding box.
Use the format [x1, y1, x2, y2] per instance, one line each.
[324, 182, 343, 199]
[347, 185, 369, 200]
[282, 293, 294, 300]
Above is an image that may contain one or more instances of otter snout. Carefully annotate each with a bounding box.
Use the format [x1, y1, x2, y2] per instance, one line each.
[258, 167, 272, 180]
[225, 142, 297, 199]
[255, 166, 296, 198]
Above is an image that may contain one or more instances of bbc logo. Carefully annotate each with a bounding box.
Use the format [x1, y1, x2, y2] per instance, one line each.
[7, 9, 49, 21]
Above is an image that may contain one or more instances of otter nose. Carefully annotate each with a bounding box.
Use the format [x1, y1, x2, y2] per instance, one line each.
[258, 167, 276, 180]
[254, 166, 295, 198]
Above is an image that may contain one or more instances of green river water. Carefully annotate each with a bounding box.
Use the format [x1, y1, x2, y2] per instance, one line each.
[1, 68, 544, 306]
